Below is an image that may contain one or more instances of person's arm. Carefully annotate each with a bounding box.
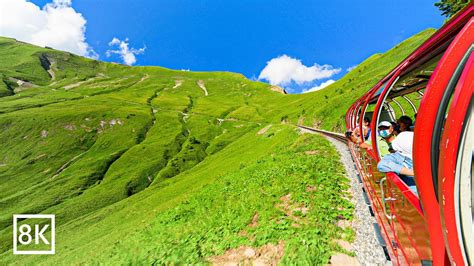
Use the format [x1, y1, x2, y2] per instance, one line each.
[359, 142, 372, 150]
[399, 167, 414, 176]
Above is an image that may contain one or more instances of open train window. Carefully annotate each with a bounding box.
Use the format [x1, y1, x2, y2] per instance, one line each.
[371, 56, 441, 193]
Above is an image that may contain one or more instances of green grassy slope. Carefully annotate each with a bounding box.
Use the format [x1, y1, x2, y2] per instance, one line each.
[0, 28, 434, 264]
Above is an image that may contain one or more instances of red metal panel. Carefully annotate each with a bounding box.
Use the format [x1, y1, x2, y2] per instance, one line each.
[439, 47, 474, 265]
[386, 173, 432, 264]
[414, 17, 474, 266]
[344, 5, 474, 265]
[348, 146, 400, 263]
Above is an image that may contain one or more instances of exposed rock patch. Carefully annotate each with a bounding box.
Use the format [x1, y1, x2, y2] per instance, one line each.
[275, 194, 309, 227]
[8, 77, 38, 93]
[64, 124, 76, 131]
[335, 239, 355, 253]
[249, 212, 259, 228]
[257, 125, 272, 135]
[269, 85, 287, 94]
[39, 53, 56, 80]
[173, 80, 183, 89]
[329, 253, 360, 266]
[209, 241, 285, 266]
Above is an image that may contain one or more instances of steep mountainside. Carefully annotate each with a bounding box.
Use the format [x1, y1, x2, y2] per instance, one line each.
[0, 28, 434, 264]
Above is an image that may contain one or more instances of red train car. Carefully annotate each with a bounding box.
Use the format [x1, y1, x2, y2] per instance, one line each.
[346, 4, 473, 265]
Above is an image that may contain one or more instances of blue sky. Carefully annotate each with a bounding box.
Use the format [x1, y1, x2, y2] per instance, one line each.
[21, 1, 445, 92]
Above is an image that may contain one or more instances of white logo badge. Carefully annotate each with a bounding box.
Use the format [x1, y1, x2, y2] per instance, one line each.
[13, 214, 55, 255]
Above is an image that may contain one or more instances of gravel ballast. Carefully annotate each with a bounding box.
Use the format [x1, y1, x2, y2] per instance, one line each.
[300, 128, 390, 265]
[324, 135, 391, 266]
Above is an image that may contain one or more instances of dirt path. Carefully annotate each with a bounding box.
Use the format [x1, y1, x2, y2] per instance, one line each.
[64, 78, 96, 90]
[197, 80, 208, 96]
[300, 128, 390, 265]
[138, 74, 149, 83]
[173, 80, 183, 89]
[51, 151, 88, 179]
[257, 124, 272, 135]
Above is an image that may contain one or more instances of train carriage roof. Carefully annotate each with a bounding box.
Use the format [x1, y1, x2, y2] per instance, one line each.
[365, 4, 474, 104]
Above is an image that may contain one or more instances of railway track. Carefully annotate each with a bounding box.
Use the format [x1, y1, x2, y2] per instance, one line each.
[297, 125, 347, 143]
[298, 124, 391, 264]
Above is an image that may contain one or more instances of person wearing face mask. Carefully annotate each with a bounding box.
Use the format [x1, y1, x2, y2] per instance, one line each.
[377, 121, 394, 139]
[350, 121, 395, 156]
[373, 121, 396, 154]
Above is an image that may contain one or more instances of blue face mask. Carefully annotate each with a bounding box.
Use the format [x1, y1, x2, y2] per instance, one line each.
[379, 129, 390, 138]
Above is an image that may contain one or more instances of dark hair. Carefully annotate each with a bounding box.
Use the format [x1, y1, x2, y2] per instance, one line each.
[393, 124, 401, 135]
[398, 115, 413, 126]
[363, 117, 370, 124]
[345, 131, 353, 139]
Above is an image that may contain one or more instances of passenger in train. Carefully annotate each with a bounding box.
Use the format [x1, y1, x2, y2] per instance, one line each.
[351, 118, 371, 140]
[347, 121, 395, 157]
[397, 115, 413, 132]
[369, 121, 395, 155]
[391, 122, 401, 136]
[345, 131, 359, 143]
[363, 117, 371, 140]
[377, 130, 416, 191]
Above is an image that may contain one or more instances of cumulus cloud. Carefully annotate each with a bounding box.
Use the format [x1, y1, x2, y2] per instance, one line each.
[106, 38, 145, 66]
[302, 79, 336, 93]
[258, 55, 341, 86]
[346, 65, 357, 72]
[0, 0, 97, 58]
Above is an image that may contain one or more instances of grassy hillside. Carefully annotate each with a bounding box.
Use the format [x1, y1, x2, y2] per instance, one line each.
[0, 27, 434, 264]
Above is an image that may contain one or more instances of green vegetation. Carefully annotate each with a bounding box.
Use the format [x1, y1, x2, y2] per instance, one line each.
[435, 0, 470, 17]
[0, 27, 434, 264]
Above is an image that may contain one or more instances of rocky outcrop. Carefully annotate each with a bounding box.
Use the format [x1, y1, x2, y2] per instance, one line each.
[39, 53, 55, 80]
[269, 85, 287, 94]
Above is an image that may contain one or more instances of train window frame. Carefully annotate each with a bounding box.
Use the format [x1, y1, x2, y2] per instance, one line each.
[456, 98, 473, 264]
[432, 45, 474, 201]
[374, 77, 399, 158]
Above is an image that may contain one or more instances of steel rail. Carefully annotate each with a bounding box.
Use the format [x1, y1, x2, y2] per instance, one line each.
[297, 125, 348, 143]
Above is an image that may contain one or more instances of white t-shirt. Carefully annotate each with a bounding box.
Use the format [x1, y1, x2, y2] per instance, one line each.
[392, 131, 414, 159]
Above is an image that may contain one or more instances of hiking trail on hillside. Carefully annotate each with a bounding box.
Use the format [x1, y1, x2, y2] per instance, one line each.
[197, 80, 208, 96]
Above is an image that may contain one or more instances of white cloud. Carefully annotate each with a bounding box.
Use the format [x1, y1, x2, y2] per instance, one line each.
[0, 0, 97, 58]
[258, 54, 341, 86]
[346, 65, 357, 72]
[302, 79, 336, 93]
[106, 37, 145, 66]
